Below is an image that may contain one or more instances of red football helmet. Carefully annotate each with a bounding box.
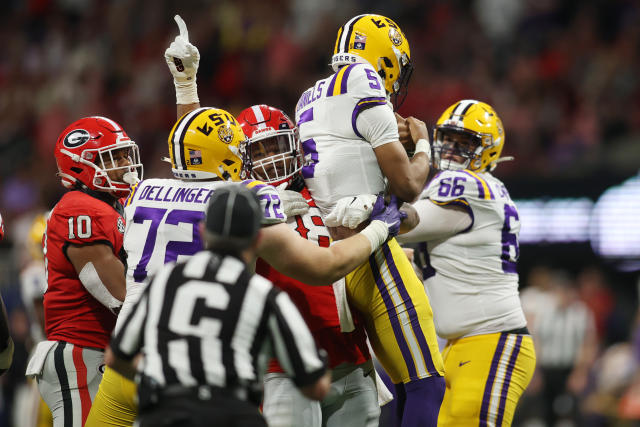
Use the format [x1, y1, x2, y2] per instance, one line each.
[54, 116, 143, 198]
[237, 105, 302, 186]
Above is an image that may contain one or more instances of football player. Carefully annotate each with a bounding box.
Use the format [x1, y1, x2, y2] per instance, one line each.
[395, 100, 537, 426]
[24, 116, 142, 426]
[238, 105, 380, 427]
[20, 213, 54, 427]
[295, 14, 445, 426]
[86, 17, 404, 425]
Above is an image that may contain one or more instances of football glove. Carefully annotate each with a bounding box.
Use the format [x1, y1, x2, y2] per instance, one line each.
[165, 15, 200, 104]
[276, 183, 310, 217]
[370, 194, 402, 238]
[325, 194, 377, 229]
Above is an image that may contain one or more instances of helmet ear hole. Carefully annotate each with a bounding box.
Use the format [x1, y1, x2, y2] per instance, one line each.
[71, 167, 83, 174]
[382, 57, 393, 67]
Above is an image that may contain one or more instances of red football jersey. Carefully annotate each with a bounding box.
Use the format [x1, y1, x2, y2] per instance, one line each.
[258, 186, 370, 370]
[44, 190, 125, 349]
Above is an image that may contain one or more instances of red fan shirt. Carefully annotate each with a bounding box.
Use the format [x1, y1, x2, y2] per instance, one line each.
[44, 190, 125, 349]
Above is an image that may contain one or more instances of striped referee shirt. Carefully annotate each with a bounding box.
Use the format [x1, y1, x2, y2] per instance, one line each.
[110, 250, 327, 390]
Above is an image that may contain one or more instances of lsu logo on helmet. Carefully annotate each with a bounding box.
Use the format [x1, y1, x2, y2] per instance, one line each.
[168, 107, 247, 181]
[218, 126, 234, 144]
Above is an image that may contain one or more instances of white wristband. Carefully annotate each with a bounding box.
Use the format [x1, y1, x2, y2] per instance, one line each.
[360, 220, 389, 254]
[175, 81, 200, 105]
[414, 138, 431, 161]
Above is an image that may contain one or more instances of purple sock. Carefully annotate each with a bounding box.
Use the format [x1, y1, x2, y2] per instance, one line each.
[399, 376, 445, 427]
[393, 382, 407, 427]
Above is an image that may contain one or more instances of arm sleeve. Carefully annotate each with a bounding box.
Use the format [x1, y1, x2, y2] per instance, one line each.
[397, 199, 473, 244]
[356, 105, 400, 148]
[267, 289, 327, 388]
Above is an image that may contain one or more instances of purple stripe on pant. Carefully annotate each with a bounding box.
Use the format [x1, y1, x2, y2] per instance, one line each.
[479, 333, 508, 426]
[381, 243, 439, 378]
[369, 246, 418, 380]
[495, 335, 523, 426]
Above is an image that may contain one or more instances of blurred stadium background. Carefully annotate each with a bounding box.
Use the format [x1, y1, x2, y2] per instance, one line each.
[0, 0, 639, 426]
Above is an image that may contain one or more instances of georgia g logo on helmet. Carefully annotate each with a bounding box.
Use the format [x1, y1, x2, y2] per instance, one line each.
[63, 129, 91, 148]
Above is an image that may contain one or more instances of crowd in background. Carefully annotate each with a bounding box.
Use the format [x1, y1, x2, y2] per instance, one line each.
[0, 0, 639, 425]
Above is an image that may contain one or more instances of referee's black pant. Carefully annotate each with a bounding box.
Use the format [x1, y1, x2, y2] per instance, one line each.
[138, 395, 267, 427]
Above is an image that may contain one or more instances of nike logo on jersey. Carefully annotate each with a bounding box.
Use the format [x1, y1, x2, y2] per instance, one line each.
[459, 360, 471, 367]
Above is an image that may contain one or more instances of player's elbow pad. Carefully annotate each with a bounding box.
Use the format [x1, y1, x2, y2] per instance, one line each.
[79, 262, 123, 314]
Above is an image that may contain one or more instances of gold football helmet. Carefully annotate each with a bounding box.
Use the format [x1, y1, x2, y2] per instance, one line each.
[331, 14, 412, 108]
[433, 100, 507, 172]
[28, 213, 47, 261]
[168, 107, 247, 181]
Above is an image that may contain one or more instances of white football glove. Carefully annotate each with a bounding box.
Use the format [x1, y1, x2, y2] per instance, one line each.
[164, 15, 200, 104]
[276, 183, 310, 217]
[324, 194, 377, 229]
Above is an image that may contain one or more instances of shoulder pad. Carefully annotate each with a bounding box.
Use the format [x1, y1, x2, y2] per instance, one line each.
[425, 170, 496, 205]
[242, 180, 287, 225]
[327, 63, 387, 99]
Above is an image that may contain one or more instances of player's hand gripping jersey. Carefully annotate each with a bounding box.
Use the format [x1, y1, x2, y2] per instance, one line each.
[418, 169, 527, 339]
[44, 191, 126, 349]
[117, 178, 285, 331]
[295, 62, 398, 216]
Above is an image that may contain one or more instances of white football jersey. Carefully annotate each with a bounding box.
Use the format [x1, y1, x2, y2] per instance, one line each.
[295, 62, 398, 216]
[20, 261, 47, 342]
[418, 169, 527, 339]
[115, 178, 285, 332]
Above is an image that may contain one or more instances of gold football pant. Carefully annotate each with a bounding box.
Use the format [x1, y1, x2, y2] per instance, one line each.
[85, 366, 137, 426]
[346, 239, 444, 384]
[438, 331, 536, 426]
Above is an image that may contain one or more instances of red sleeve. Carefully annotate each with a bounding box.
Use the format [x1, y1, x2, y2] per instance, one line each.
[54, 192, 125, 253]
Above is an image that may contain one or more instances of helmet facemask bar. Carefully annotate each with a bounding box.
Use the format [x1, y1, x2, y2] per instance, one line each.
[391, 51, 413, 110]
[92, 142, 143, 192]
[433, 127, 484, 171]
[245, 130, 302, 185]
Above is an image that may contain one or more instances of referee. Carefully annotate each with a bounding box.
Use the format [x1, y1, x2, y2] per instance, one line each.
[105, 185, 331, 427]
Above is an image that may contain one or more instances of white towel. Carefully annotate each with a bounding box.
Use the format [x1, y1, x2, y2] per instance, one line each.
[375, 369, 394, 407]
[25, 341, 57, 377]
[332, 278, 355, 332]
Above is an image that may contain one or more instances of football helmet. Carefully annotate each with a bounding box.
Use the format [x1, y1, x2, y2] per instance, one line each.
[28, 213, 47, 260]
[331, 14, 413, 109]
[54, 116, 143, 198]
[237, 105, 302, 186]
[168, 107, 247, 181]
[433, 100, 506, 172]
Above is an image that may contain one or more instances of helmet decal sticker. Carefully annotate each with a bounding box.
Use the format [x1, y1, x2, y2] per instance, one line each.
[218, 125, 234, 144]
[354, 32, 367, 50]
[63, 129, 91, 148]
[388, 28, 402, 46]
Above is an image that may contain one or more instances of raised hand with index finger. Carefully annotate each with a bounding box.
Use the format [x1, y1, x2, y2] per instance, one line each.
[165, 15, 200, 105]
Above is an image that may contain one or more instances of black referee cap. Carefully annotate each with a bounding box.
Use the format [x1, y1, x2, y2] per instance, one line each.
[205, 185, 262, 250]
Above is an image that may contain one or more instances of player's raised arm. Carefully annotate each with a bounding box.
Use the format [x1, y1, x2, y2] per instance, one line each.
[165, 15, 201, 118]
